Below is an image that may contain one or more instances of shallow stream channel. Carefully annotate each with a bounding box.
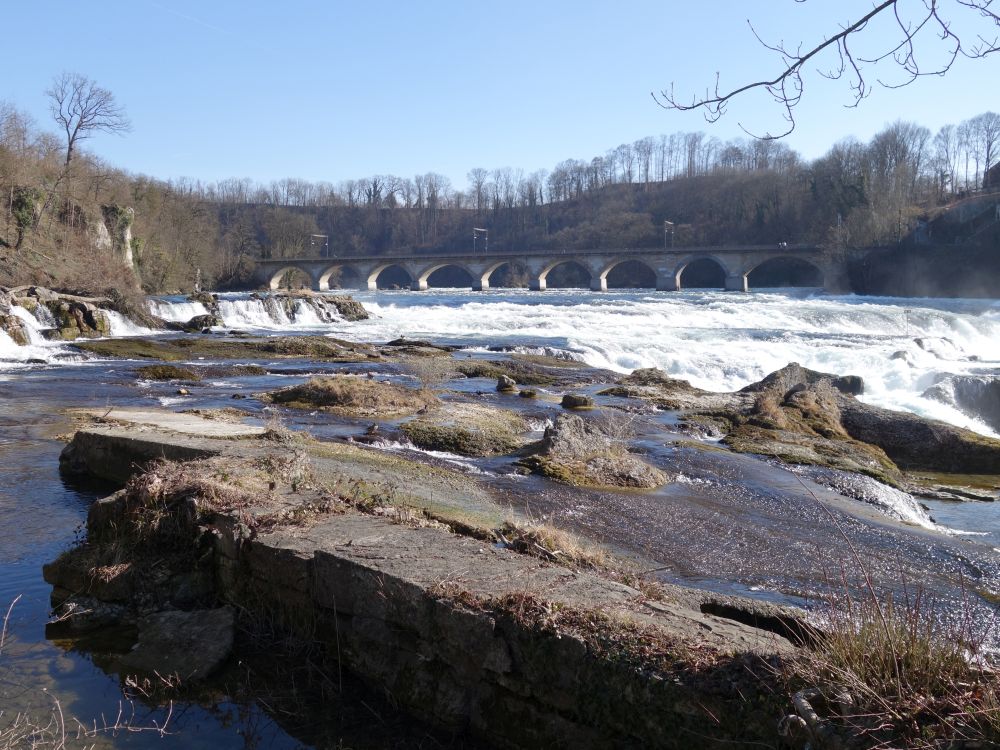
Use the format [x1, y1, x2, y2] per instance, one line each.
[2, 287, 1000, 747]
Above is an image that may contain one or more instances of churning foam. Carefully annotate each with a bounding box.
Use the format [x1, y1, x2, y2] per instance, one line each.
[342, 289, 1000, 436]
[108, 289, 1000, 436]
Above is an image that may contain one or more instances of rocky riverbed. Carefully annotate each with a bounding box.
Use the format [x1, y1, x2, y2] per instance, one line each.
[3, 289, 1000, 748]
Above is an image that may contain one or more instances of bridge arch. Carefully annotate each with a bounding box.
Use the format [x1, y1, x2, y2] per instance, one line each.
[367, 263, 414, 291]
[414, 262, 475, 291]
[477, 260, 531, 290]
[673, 255, 731, 291]
[317, 264, 363, 291]
[743, 256, 824, 290]
[597, 258, 658, 290]
[533, 258, 596, 291]
[264, 265, 314, 291]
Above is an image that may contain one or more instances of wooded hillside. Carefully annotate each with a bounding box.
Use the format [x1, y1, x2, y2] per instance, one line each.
[2, 81, 997, 294]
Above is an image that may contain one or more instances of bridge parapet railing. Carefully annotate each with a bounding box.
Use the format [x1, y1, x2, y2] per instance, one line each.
[256, 243, 820, 266]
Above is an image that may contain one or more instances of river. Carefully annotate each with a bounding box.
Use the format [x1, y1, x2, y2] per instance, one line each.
[2, 286, 999, 747]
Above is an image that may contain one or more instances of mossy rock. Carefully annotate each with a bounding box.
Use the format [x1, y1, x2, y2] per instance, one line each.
[401, 402, 529, 457]
[455, 360, 559, 386]
[723, 425, 902, 486]
[561, 394, 594, 409]
[135, 365, 202, 381]
[267, 376, 437, 418]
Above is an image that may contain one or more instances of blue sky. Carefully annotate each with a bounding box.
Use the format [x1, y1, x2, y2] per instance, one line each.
[3, 0, 997, 189]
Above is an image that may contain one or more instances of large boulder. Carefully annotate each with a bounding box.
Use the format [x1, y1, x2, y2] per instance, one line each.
[520, 413, 668, 489]
[41, 300, 111, 340]
[690, 363, 1000, 484]
[496, 374, 517, 392]
[839, 398, 1000, 474]
[325, 295, 369, 321]
[182, 313, 221, 332]
[0, 291, 30, 345]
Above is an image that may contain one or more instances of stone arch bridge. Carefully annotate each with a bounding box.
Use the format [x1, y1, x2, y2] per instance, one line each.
[252, 244, 851, 293]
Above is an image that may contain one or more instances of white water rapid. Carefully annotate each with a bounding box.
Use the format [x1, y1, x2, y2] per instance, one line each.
[15, 288, 1000, 437]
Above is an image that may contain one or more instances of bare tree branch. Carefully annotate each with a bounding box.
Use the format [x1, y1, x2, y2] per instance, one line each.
[653, 0, 1000, 139]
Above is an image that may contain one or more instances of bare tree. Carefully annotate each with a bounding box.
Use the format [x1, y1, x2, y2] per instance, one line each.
[655, 1, 1000, 138]
[46, 72, 130, 166]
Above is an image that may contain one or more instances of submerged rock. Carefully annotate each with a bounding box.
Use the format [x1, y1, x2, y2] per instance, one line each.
[118, 607, 234, 682]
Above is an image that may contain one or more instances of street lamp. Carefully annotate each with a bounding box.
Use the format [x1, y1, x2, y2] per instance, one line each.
[663, 220, 675, 249]
[473, 227, 488, 253]
[310, 234, 330, 258]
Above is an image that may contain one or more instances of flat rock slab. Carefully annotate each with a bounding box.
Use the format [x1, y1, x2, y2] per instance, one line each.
[253, 513, 792, 655]
[77, 408, 264, 438]
[118, 606, 234, 682]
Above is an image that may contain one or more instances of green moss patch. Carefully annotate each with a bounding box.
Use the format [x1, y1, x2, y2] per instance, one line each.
[135, 364, 202, 381]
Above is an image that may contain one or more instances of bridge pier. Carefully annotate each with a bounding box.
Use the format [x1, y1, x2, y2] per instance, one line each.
[410, 279, 428, 291]
[655, 272, 678, 292]
[590, 274, 607, 292]
[529, 278, 546, 291]
[724, 273, 748, 292]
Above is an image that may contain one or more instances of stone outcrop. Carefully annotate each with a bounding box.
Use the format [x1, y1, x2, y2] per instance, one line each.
[400, 402, 529, 457]
[101, 205, 135, 268]
[671, 363, 1000, 485]
[0, 289, 30, 345]
[0, 285, 157, 343]
[47, 415, 794, 748]
[520, 413, 668, 489]
[266, 375, 438, 418]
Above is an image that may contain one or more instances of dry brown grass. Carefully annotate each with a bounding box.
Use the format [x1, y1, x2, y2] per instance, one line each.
[495, 519, 610, 570]
[786, 584, 1000, 749]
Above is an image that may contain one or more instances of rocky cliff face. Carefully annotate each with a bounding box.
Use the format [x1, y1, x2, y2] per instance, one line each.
[98, 205, 136, 269]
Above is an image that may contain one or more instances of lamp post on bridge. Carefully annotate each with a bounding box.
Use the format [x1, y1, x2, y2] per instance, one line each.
[664, 220, 675, 249]
[473, 227, 488, 254]
[310, 234, 329, 258]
